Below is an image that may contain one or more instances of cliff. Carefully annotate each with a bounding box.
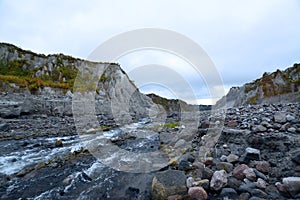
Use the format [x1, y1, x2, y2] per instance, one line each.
[216, 63, 300, 108]
[0, 42, 157, 120]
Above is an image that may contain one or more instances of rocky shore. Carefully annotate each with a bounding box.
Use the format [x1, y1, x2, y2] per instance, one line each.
[0, 92, 299, 199]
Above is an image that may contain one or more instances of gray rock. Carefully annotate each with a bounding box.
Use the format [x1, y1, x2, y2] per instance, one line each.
[286, 114, 295, 121]
[253, 125, 267, 132]
[260, 121, 272, 128]
[210, 170, 228, 191]
[292, 151, 300, 164]
[244, 147, 261, 163]
[220, 188, 238, 199]
[288, 127, 297, 133]
[274, 112, 286, 123]
[186, 177, 194, 188]
[227, 154, 239, 163]
[253, 169, 268, 181]
[179, 153, 195, 163]
[238, 182, 256, 193]
[216, 162, 233, 173]
[256, 178, 267, 189]
[151, 170, 187, 199]
[243, 168, 256, 181]
[282, 177, 300, 197]
[251, 189, 269, 199]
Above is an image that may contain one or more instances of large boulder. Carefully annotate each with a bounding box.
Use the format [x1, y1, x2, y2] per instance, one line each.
[151, 170, 187, 199]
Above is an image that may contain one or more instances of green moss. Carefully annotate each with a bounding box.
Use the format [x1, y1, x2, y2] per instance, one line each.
[244, 84, 257, 93]
[163, 121, 179, 129]
[247, 95, 258, 104]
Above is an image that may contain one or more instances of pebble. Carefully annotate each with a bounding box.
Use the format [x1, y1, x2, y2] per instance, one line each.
[186, 177, 194, 188]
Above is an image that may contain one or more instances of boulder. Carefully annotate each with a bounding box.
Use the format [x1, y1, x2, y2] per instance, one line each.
[216, 162, 233, 173]
[282, 177, 300, 197]
[274, 112, 286, 123]
[210, 170, 228, 191]
[151, 170, 187, 199]
[188, 187, 207, 200]
[243, 168, 256, 181]
[220, 188, 238, 199]
[233, 164, 249, 180]
[255, 161, 270, 173]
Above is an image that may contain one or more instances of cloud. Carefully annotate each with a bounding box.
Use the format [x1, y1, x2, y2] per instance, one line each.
[1, 0, 300, 104]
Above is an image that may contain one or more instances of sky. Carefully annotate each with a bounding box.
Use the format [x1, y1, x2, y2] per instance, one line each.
[1, 0, 300, 104]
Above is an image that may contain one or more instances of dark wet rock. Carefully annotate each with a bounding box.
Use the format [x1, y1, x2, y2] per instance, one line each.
[220, 188, 238, 199]
[238, 182, 257, 193]
[188, 186, 207, 200]
[0, 123, 9, 131]
[55, 139, 63, 147]
[0, 107, 20, 118]
[178, 160, 193, 171]
[151, 170, 187, 200]
[202, 167, 214, 179]
[253, 169, 268, 181]
[227, 177, 243, 190]
[251, 188, 269, 199]
[210, 170, 228, 191]
[239, 192, 251, 200]
[292, 150, 300, 164]
[243, 147, 261, 163]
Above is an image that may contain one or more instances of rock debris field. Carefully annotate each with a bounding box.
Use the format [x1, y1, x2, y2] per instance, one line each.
[0, 93, 299, 200]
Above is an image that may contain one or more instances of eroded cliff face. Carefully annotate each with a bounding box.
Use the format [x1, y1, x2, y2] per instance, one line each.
[0, 42, 157, 119]
[216, 64, 300, 108]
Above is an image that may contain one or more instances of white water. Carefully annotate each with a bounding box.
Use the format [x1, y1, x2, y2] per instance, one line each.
[0, 118, 154, 175]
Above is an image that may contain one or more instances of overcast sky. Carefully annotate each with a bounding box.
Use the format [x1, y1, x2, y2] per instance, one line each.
[1, 0, 300, 104]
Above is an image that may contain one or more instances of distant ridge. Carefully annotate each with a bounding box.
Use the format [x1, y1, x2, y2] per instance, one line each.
[216, 63, 300, 108]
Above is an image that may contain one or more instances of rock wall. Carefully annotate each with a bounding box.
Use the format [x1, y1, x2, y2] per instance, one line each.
[0, 42, 157, 119]
[216, 64, 300, 108]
